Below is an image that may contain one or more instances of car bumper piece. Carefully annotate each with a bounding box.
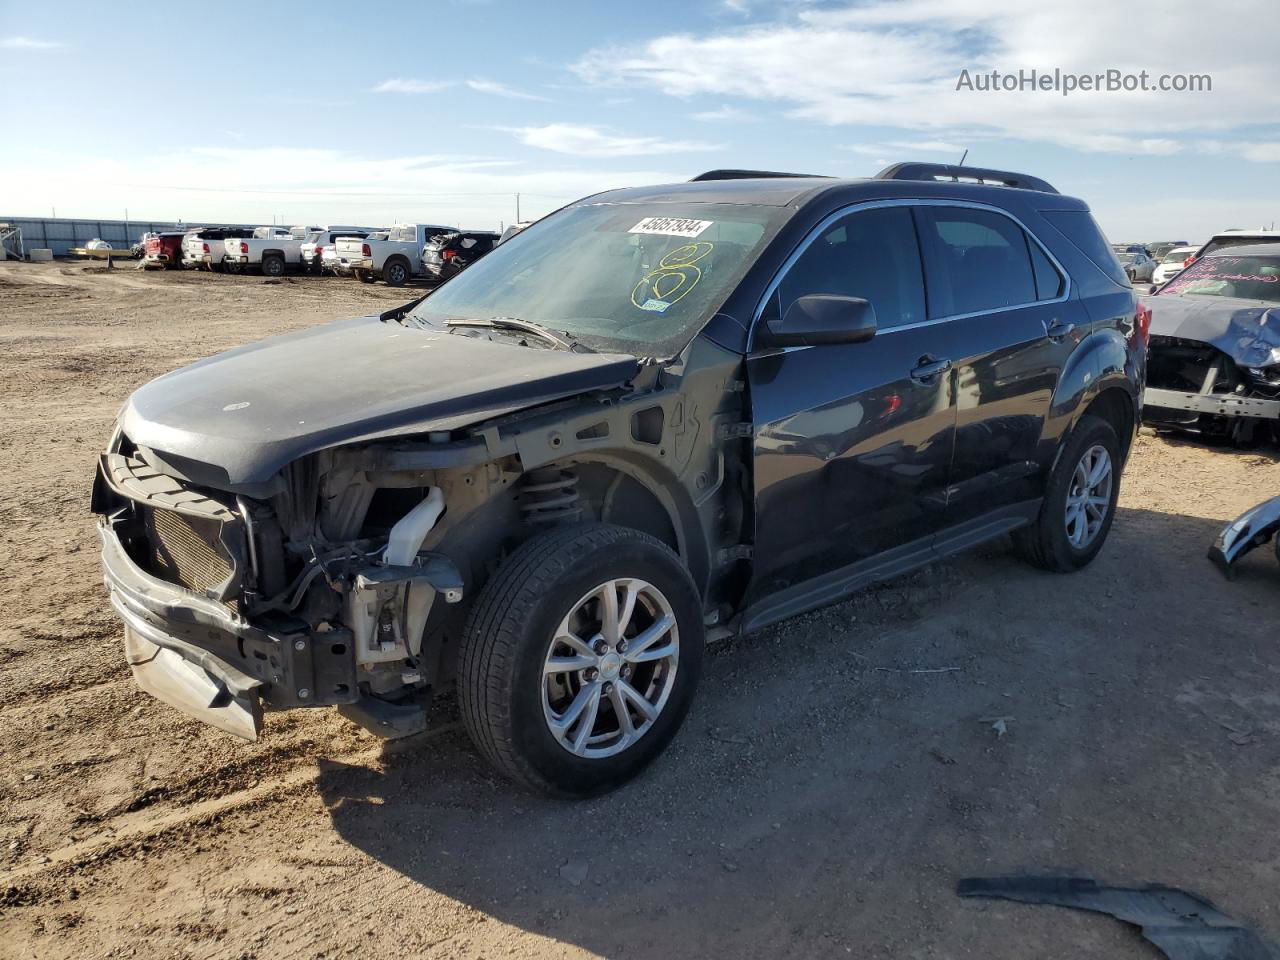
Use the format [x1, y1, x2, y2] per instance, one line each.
[1143, 387, 1280, 420]
[1208, 495, 1280, 576]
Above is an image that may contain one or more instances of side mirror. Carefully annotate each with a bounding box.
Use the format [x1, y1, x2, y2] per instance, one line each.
[767, 294, 878, 346]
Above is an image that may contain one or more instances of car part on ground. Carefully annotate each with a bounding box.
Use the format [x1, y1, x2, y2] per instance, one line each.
[1208, 495, 1280, 577]
[92, 162, 1141, 794]
[958, 876, 1277, 960]
[1143, 244, 1280, 445]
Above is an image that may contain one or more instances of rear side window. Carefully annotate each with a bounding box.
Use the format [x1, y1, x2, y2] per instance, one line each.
[1041, 209, 1129, 286]
[1029, 240, 1064, 299]
[773, 206, 926, 330]
[918, 207, 1038, 317]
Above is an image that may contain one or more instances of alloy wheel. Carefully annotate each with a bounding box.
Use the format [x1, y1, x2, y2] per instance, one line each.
[542, 578, 680, 759]
[1065, 444, 1113, 549]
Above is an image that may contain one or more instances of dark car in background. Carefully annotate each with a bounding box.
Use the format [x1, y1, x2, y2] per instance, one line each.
[421, 230, 500, 281]
[92, 163, 1142, 796]
[1143, 244, 1280, 445]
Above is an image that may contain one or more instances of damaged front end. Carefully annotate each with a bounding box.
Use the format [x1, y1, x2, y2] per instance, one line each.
[93, 435, 465, 740]
[1143, 292, 1280, 444]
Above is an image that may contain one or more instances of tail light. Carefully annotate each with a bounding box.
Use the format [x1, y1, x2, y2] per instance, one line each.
[361, 243, 371, 257]
[1134, 300, 1151, 349]
[442, 249, 457, 261]
[1183, 255, 1196, 268]
[315, 246, 324, 256]
[239, 241, 249, 254]
[202, 242, 210, 254]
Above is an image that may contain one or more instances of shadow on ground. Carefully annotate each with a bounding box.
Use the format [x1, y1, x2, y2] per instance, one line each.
[315, 506, 1280, 958]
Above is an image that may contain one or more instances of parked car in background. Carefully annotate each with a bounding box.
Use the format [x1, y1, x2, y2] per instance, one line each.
[92, 162, 1141, 796]
[421, 230, 500, 282]
[1149, 241, 1189, 261]
[1117, 250, 1156, 282]
[142, 232, 186, 269]
[1190, 229, 1280, 265]
[301, 227, 380, 275]
[499, 221, 532, 244]
[182, 227, 253, 272]
[222, 227, 307, 276]
[1143, 243, 1280, 446]
[131, 232, 158, 258]
[1151, 245, 1199, 286]
[340, 222, 453, 286]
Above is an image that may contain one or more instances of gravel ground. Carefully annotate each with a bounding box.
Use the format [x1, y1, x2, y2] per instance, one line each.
[1, 260, 1278, 960]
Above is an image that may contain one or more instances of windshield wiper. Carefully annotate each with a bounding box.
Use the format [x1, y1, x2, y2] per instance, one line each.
[446, 317, 589, 352]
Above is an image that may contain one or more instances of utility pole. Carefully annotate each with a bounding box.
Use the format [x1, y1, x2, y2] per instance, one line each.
[516, 193, 521, 223]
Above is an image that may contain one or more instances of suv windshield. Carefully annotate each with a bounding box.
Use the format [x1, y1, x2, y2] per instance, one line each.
[1159, 254, 1280, 302]
[409, 201, 788, 356]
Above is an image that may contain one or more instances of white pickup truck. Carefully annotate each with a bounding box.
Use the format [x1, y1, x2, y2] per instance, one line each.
[300, 226, 381, 275]
[336, 222, 452, 286]
[222, 226, 316, 276]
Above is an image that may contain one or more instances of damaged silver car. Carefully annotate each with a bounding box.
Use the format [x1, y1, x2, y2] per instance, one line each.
[1144, 244, 1280, 445]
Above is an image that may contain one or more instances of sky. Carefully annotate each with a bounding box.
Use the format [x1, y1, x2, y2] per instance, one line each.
[2, 0, 1278, 242]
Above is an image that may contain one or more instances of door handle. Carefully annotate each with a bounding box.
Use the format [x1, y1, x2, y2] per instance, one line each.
[910, 355, 952, 384]
[1045, 319, 1075, 341]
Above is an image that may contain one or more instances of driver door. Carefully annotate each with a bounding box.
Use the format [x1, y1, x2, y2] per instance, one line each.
[745, 205, 957, 605]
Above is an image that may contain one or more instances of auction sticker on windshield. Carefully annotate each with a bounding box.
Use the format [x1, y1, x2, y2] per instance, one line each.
[629, 217, 714, 238]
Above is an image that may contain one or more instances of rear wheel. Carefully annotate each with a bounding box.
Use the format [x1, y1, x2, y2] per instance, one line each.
[1014, 414, 1121, 572]
[459, 523, 703, 797]
[383, 259, 410, 287]
[262, 255, 285, 278]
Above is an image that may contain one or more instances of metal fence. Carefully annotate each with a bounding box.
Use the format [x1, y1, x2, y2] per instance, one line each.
[0, 216, 252, 257]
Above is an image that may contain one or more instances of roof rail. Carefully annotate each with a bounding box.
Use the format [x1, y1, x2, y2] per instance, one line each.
[875, 162, 1058, 195]
[690, 169, 832, 182]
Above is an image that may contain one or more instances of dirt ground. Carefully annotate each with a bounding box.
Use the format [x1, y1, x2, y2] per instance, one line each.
[1, 260, 1278, 960]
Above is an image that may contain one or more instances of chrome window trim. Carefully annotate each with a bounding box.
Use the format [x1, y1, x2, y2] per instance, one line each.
[749, 198, 1072, 349]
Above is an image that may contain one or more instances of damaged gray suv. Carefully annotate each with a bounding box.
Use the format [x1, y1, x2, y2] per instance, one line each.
[94, 164, 1144, 795]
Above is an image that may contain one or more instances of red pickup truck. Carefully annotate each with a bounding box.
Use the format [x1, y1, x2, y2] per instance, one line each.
[142, 232, 186, 270]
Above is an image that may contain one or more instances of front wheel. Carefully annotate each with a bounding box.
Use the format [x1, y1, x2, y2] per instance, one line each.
[1014, 414, 1121, 572]
[459, 524, 704, 797]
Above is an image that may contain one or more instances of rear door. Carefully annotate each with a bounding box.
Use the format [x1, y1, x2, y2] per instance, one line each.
[747, 204, 958, 600]
[914, 204, 1082, 528]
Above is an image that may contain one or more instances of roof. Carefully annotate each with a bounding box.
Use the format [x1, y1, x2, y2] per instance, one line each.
[1203, 242, 1280, 258]
[580, 175, 1088, 211]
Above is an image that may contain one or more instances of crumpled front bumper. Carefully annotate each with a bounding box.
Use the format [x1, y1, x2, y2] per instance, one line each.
[99, 516, 357, 740]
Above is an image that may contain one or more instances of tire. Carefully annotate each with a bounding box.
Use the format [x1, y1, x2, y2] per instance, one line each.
[356, 270, 374, 284]
[262, 255, 285, 278]
[459, 523, 704, 797]
[1014, 414, 1121, 572]
[383, 258, 409, 287]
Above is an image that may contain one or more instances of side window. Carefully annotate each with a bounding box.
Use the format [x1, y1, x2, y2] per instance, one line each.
[1028, 237, 1064, 300]
[919, 208, 1037, 317]
[774, 206, 925, 330]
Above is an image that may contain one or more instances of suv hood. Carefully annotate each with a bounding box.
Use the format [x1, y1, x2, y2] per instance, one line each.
[1144, 293, 1280, 368]
[120, 315, 639, 486]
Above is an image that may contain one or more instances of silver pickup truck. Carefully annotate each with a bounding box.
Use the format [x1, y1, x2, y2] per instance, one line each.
[335, 223, 452, 286]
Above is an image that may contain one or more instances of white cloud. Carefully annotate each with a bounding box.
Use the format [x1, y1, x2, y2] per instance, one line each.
[466, 79, 550, 102]
[690, 104, 757, 122]
[509, 123, 719, 157]
[370, 78, 452, 94]
[1, 36, 62, 49]
[575, 0, 1280, 156]
[842, 139, 965, 157]
[0, 145, 689, 229]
